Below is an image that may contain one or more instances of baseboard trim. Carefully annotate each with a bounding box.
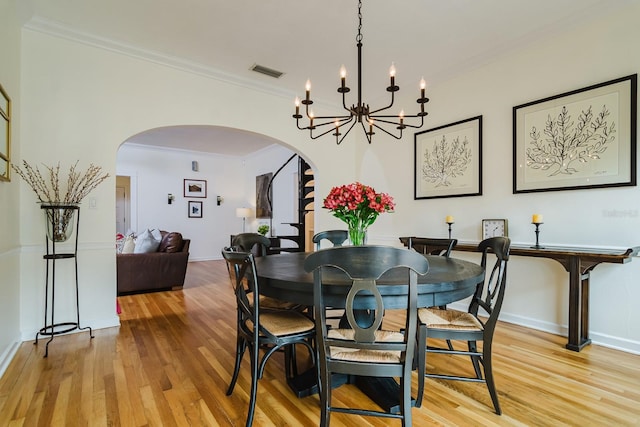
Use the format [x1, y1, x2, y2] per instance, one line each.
[445, 301, 640, 355]
[0, 340, 21, 379]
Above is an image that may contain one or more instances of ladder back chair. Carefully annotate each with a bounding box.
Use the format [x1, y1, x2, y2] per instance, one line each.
[405, 237, 458, 257]
[415, 236, 510, 415]
[222, 248, 316, 427]
[232, 233, 271, 256]
[304, 245, 430, 426]
[313, 230, 349, 250]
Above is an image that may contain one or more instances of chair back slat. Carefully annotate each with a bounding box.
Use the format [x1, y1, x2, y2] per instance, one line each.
[470, 237, 510, 324]
[345, 278, 384, 343]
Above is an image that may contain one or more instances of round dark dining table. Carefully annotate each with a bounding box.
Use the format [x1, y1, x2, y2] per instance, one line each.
[255, 251, 485, 310]
[254, 250, 485, 413]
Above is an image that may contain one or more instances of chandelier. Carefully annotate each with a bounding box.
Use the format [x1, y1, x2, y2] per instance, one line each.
[293, 0, 429, 145]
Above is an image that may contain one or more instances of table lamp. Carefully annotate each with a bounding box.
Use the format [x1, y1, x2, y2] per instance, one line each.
[236, 207, 252, 233]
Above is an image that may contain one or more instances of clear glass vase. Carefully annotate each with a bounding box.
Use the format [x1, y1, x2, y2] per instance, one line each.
[348, 224, 368, 246]
[41, 203, 78, 242]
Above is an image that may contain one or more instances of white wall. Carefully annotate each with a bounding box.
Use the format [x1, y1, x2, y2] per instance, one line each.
[116, 142, 302, 260]
[3, 0, 639, 372]
[0, 0, 23, 376]
[357, 3, 640, 352]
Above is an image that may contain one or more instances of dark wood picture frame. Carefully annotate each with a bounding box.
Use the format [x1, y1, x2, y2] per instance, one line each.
[188, 200, 203, 218]
[183, 179, 207, 198]
[414, 116, 482, 199]
[513, 74, 637, 194]
[0, 83, 10, 182]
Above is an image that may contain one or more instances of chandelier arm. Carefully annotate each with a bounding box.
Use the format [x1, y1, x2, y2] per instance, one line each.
[337, 119, 358, 145]
[309, 120, 351, 140]
[367, 90, 396, 116]
[371, 122, 403, 140]
[370, 113, 426, 129]
[359, 120, 373, 144]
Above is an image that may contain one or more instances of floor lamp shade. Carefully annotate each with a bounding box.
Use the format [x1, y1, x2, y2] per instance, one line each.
[236, 208, 252, 233]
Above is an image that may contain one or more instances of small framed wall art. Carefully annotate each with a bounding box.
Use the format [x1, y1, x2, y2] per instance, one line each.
[184, 179, 207, 198]
[188, 201, 203, 218]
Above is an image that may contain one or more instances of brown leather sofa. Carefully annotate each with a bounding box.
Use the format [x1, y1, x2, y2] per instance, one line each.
[117, 231, 190, 295]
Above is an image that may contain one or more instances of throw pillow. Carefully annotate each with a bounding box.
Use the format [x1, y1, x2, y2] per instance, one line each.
[159, 232, 184, 253]
[121, 235, 136, 254]
[134, 229, 161, 253]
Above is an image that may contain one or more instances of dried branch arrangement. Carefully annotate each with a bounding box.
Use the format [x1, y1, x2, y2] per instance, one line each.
[11, 160, 110, 204]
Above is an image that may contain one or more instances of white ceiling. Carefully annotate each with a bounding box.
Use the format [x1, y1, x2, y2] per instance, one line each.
[22, 0, 630, 156]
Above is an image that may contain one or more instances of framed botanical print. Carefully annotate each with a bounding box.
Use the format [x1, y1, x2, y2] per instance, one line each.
[513, 74, 637, 193]
[414, 116, 482, 199]
[0, 84, 10, 182]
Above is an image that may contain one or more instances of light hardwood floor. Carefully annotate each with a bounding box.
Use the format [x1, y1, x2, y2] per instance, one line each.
[1, 259, 639, 426]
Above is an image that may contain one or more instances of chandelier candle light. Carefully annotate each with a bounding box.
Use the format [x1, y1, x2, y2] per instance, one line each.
[293, 0, 429, 144]
[323, 182, 395, 245]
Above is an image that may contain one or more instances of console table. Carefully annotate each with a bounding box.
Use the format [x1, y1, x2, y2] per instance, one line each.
[406, 238, 639, 352]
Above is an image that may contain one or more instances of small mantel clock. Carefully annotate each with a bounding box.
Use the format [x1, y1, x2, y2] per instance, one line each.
[482, 219, 508, 239]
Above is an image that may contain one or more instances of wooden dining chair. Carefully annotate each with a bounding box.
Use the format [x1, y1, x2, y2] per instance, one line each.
[415, 236, 510, 415]
[313, 230, 349, 250]
[304, 246, 430, 426]
[222, 248, 316, 427]
[404, 236, 458, 257]
[232, 233, 271, 256]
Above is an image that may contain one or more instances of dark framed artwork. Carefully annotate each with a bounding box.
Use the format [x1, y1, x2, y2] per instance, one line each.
[414, 116, 482, 199]
[183, 179, 207, 198]
[513, 74, 637, 193]
[255, 173, 273, 218]
[188, 201, 203, 218]
[0, 83, 10, 182]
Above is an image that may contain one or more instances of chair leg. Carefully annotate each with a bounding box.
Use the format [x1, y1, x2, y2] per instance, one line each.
[415, 324, 427, 408]
[468, 341, 483, 379]
[318, 362, 331, 427]
[401, 369, 412, 426]
[483, 343, 502, 415]
[246, 342, 260, 427]
[227, 336, 246, 395]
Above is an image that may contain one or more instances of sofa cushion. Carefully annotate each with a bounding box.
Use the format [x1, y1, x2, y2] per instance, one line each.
[159, 232, 184, 253]
[134, 229, 161, 253]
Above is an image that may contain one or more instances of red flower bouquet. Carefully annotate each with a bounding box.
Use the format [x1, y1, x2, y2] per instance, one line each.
[323, 182, 395, 245]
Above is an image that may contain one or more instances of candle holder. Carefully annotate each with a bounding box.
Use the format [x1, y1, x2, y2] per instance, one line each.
[446, 221, 454, 239]
[531, 222, 544, 249]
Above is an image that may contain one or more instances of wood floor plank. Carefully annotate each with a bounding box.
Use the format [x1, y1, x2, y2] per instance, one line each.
[1, 259, 639, 426]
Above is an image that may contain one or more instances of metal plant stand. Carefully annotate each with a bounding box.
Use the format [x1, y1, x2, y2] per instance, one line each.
[35, 203, 93, 357]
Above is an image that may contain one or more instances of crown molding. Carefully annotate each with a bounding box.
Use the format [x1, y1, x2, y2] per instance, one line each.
[23, 16, 298, 102]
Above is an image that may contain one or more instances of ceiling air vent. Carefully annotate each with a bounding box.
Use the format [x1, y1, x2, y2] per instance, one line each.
[250, 64, 284, 79]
